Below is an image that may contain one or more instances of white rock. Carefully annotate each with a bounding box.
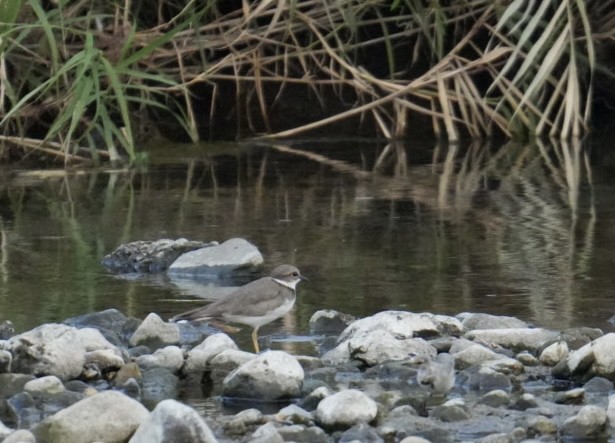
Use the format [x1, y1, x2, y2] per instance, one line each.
[465, 328, 559, 353]
[75, 327, 117, 351]
[85, 349, 125, 371]
[9, 324, 86, 380]
[347, 330, 436, 366]
[32, 391, 148, 443]
[316, 389, 378, 428]
[453, 343, 502, 368]
[339, 311, 450, 343]
[137, 346, 184, 372]
[251, 422, 284, 443]
[456, 312, 528, 331]
[23, 375, 65, 395]
[3, 429, 36, 443]
[223, 351, 303, 400]
[606, 393, 615, 427]
[400, 437, 432, 443]
[0, 349, 12, 372]
[184, 333, 239, 373]
[539, 341, 569, 366]
[168, 238, 263, 276]
[0, 420, 14, 440]
[129, 313, 180, 348]
[590, 333, 615, 377]
[562, 405, 607, 438]
[564, 341, 595, 374]
[129, 399, 217, 443]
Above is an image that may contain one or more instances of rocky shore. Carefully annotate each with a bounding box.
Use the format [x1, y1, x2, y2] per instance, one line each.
[1, 308, 615, 442]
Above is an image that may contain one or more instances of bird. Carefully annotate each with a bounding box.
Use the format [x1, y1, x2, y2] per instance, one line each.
[409, 352, 456, 396]
[170, 264, 307, 353]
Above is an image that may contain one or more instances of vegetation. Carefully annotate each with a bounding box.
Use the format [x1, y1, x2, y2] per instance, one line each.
[0, 0, 614, 164]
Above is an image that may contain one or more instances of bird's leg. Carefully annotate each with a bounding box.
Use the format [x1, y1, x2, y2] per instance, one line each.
[252, 327, 260, 354]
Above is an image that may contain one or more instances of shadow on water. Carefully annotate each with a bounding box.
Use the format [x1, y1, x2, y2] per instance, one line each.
[0, 137, 612, 351]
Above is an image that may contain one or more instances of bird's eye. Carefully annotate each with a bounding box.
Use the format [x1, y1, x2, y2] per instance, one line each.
[291, 272, 298, 277]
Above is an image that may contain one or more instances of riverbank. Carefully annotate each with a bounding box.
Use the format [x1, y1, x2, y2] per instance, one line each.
[0, 308, 614, 442]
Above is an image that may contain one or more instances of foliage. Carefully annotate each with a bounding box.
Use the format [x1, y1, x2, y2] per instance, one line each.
[0, 0, 614, 164]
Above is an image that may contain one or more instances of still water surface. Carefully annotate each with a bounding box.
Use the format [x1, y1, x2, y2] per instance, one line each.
[1, 138, 615, 353]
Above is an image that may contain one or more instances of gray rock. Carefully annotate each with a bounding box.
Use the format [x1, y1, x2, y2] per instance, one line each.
[3, 429, 36, 443]
[555, 387, 585, 405]
[168, 238, 263, 277]
[584, 376, 613, 393]
[129, 399, 217, 443]
[461, 366, 512, 393]
[465, 328, 559, 353]
[32, 391, 148, 442]
[251, 422, 284, 443]
[523, 415, 557, 437]
[0, 320, 15, 339]
[480, 390, 510, 408]
[64, 309, 140, 347]
[276, 404, 314, 426]
[183, 333, 240, 373]
[337, 311, 461, 344]
[552, 339, 595, 378]
[339, 422, 383, 442]
[453, 343, 503, 369]
[309, 309, 356, 335]
[315, 389, 378, 429]
[347, 331, 436, 366]
[515, 351, 538, 366]
[209, 349, 255, 382]
[102, 238, 212, 273]
[141, 367, 179, 404]
[223, 408, 265, 436]
[223, 351, 304, 400]
[278, 424, 329, 443]
[589, 333, 615, 378]
[23, 375, 65, 395]
[513, 393, 538, 410]
[561, 405, 607, 438]
[136, 345, 184, 372]
[129, 313, 180, 349]
[0, 373, 35, 398]
[431, 398, 470, 422]
[539, 341, 568, 366]
[9, 324, 87, 380]
[456, 313, 528, 331]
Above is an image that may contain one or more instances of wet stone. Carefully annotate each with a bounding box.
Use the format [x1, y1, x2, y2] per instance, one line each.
[431, 398, 470, 422]
[278, 424, 329, 443]
[513, 393, 539, 410]
[555, 387, 585, 405]
[561, 405, 607, 439]
[480, 390, 510, 408]
[338, 422, 383, 442]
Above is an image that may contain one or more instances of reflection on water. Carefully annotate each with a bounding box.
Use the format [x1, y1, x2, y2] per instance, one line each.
[0, 138, 613, 350]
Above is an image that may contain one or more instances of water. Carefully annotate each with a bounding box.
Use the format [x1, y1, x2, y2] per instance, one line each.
[1, 138, 614, 353]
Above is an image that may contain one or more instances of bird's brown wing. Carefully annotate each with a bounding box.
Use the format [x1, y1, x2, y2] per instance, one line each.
[170, 277, 291, 322]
